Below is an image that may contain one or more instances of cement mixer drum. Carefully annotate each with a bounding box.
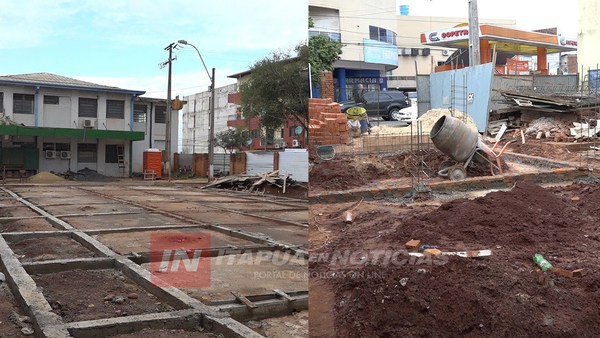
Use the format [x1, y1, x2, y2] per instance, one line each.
[429, 115, 479, 163]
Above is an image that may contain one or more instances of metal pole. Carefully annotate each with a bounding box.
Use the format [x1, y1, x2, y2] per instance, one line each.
[164, 43, 175, 182]
[308, 63, 313, 98]
[208, 67, 216, 182]
[468, 0, 481, 66]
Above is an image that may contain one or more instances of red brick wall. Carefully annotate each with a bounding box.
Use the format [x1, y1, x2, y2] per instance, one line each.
[319, 71, 334, 100]
[308, 98, 349, 145]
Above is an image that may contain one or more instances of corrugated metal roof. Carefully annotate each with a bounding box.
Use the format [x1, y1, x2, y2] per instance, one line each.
[0, 72, 145, 95]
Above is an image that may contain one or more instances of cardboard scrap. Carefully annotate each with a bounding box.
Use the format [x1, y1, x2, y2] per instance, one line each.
[405, 239, 421, 251]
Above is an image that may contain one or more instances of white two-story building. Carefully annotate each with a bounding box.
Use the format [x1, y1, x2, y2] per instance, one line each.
[0, 73, 177, 177]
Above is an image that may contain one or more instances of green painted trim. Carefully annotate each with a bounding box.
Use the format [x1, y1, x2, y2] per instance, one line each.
[0, 125, 144, 141]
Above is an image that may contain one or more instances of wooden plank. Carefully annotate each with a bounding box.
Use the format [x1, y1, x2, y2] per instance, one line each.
[231, 291, 258, 309]
[273, 289, 295, 302]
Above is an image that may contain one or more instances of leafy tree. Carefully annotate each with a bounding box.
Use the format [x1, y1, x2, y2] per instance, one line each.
[239, 42, 310, 130]
[214, 128, 247, 154]
[308, 17, 343, 85]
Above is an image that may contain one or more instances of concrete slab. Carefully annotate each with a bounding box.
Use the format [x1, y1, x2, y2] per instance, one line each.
[94, 228, 256, 255]
[26, 196, 115, 206]
[145, 252, 307, 303]
[43, 203, 145, 216]
[63, 213, 181, 230]
[253, 211, 309, 224]
[222, 224, 307, 247]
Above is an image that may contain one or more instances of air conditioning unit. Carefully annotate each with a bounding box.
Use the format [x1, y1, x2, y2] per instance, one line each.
[411, 48, 419, 56]
[401, 48, 411, 56]
[60, 151, 71, 159]
[422, 48, 431, 56]
[45, 150, 56, 159]
[274, 143, 280, 149]
[83, 119, 94, 128]
[442, 49, 450, 56]
[292, 139, 300, 147]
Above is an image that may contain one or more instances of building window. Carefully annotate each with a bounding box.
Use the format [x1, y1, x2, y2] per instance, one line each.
[43, 143, 70, 151]
[265, 129, 275, 144]
[308, 30, 341, 42]
[369, 25, 397, 45]
[250, 129, 260, 139]
[78, 98, 98, 117]
[134, 104, 147, 122]
[13, 94, 34, 114]
[43, 95, 59, 105]
[154, 105, 166, 123]
[77, 143, 97, 163]
[106, 99, 125, 119]
[105, 144, 121, 163]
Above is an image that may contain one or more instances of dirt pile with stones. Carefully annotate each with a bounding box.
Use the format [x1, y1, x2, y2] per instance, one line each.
[312, 182, 600, 337]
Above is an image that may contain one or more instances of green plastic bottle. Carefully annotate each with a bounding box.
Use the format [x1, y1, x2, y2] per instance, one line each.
[533, 253, 553, 272]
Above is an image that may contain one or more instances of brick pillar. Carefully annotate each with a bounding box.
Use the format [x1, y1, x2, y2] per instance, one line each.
[319, 71, 335, 101]
[537, 47, 548, 75]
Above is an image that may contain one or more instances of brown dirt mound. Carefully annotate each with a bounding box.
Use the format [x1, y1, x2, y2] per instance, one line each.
[315, 182, 600, 337]
[310, 150, 497, 191]
[309, 158, 367, 191]
[28, 171, 65, 183]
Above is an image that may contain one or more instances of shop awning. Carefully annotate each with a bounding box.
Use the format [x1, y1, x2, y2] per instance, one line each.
[421, 24, 577, 55]
[0, 125, 145, 141]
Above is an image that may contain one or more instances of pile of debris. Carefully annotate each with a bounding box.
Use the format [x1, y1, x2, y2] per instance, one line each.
[202, 170, 302, 193]
[499, 90, 600, 113]
[524, 117, 572, 140]
[58, 168, 117, 182]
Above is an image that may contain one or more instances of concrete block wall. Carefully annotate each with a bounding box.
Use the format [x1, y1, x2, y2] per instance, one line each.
[308, 98, 349, 145]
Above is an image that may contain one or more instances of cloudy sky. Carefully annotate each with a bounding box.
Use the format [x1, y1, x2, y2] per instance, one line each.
[0, 0, 308, 98]
[397, 0, 578, 37]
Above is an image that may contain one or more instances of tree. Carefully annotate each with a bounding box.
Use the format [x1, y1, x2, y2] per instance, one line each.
[214, 128, 247, 154]
[308, 17, 343, 85]
[239, 42, 310, 130]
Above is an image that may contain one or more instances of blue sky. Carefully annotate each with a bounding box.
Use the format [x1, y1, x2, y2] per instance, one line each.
[0, 0, 308, 98]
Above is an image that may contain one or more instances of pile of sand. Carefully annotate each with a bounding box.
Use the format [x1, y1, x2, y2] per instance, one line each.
[370, 109, 478, 136]
[417, 108, 478, 132]
[28, 171, 65, 183]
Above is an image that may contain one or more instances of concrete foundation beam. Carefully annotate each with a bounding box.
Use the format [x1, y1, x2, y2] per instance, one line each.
[22, 257, 115, 275]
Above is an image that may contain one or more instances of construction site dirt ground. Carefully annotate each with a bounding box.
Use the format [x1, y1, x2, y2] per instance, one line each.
[0, 182, 308, 337]
[309, 139, 600, 337]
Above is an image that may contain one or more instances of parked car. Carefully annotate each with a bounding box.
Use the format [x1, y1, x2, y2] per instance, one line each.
[340, 91, 411, 121]
[396, 105, 418, 124]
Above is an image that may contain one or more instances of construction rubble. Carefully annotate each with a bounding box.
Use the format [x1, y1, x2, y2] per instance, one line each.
[202, 170, 304, 193]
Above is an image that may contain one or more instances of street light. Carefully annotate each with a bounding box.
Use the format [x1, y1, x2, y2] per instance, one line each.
[178, 39, 216, 182]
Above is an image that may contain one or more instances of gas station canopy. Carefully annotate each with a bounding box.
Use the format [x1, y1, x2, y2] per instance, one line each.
[420, 24, 577, 55]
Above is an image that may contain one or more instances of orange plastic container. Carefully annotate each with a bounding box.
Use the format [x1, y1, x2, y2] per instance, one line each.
[143, 149, 162, 178]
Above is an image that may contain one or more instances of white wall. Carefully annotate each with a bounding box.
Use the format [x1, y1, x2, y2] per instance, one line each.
[310, 0, 398, 63]
[579, 0, 600, 76]
[181, 83, 239, 154]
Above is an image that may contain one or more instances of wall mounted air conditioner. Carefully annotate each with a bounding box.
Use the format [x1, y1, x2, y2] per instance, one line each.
[274, 143, 280, 149]
[60, 151, 71, 159]
[83, 119, 94, 128]
[442, 49, 450, 56]
[45, 150, 56, 159]
[422, 48, 431, 56]
[292, 139, 300, 147]
[411, 48, 419, 56]
[401, 48, 411, 56]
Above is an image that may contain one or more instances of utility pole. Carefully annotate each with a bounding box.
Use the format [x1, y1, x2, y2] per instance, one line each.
[161, 42, 177, 182]
[468, 0, 481, 66]
[208, 67, 215, 182]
